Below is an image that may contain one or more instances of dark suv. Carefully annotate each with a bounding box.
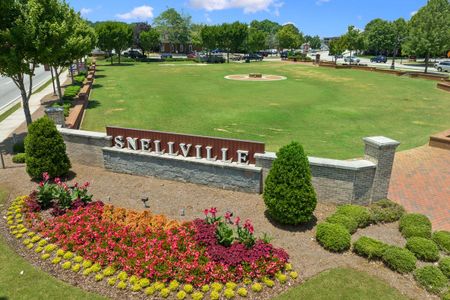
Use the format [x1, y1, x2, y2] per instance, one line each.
[370, 55, 387, 63]
[123, 50, 146, 59]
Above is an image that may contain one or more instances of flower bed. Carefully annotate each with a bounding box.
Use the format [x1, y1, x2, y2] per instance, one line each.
[6, 175, 298, 299]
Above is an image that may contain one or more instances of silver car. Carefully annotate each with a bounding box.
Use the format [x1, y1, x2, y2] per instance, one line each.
[344, 56, 360, 63]
[434, 61, 450, 72]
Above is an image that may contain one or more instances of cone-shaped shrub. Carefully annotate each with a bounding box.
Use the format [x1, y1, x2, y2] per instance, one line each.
[25, 116, 71, 179]
[263, 142, 317, 225]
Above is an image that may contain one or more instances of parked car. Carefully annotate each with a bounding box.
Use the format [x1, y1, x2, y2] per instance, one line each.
[434, 61, 450, 72]
[123, 50, 146, 59]
[344, 56, 360, 63]
[197, 54, 225, 63]
[256, 51, 269, 57]
[187, 52, 197, 59]
[370, 55, 387, 63]
[280, 51, 289, 60]
[334, 54, 344, 59]
[160, 53, 173, 59]
[243, 53, 263, 61]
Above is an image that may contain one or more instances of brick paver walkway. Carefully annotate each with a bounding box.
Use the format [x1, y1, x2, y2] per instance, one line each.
[389, 145, 450, 231]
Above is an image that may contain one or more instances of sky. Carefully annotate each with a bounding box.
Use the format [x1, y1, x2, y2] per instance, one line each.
[67, 0, 428, 37]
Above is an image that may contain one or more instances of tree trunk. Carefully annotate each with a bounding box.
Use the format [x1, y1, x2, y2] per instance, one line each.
[53, 66, 63, 104]
[391, 48, 398, 70]
[227, 51, 230, 63]
[110, 52, 113, 65]
[118, 53, 121, 64]
[15, 75, 33, 126]
[424, 52, 429, 73]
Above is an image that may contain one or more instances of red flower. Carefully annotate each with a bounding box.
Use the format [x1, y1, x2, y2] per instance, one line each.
[209, 207, 217, 218]
[244, 219, 254, 234]
[42, 172, 50, 181]
[224, 211, 232, 222]
[203, 209, 209, 216]
[234, 217, 241, 226]
[54, 178, 61, 184]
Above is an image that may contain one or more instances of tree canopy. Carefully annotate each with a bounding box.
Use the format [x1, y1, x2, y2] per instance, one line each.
[277, 24, 303, 50]
[404, 0, 450, 72]
[139, 28, 160, 53]
[96, 21, 132, 64]
[153, 8, 191, 47]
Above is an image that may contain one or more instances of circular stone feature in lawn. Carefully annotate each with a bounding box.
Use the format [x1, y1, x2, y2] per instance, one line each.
[225, 74, 287, 81]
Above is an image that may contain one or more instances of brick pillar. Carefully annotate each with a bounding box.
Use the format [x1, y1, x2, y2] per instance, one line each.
[363, 136, 400, 202]
[45, 107, 65, 127]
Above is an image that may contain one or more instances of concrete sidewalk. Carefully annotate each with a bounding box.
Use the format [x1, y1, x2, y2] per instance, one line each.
[0, 71, 68, 144]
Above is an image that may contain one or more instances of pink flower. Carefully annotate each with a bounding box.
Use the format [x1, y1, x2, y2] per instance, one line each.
[224, 211, 232, 222]
[39, 182, 44, 187]
[203, 209, 209, 216]
[234, 217, 241, 226]
[209, 207, 217, 218]
[42, 172, 49, 181]
[83, 182, 90, 188]
[244, 219, 254, 234]
[54, 178, 61, 184]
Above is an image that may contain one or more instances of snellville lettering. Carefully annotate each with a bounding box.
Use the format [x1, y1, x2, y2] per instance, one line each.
[113, 136, 250, 164]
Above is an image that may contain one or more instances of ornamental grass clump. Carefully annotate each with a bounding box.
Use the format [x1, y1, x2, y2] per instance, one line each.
[24, 117, 71, 180]
[399, 213, 432, 239]
[413, 266, 447, 294]
[405, 237, 440, 262]
[369, 199, 405, 223]
[316, 222, 351, 252]
[353, 236, 389, 260]
[382, 246, 417, 273]
[263, 141, 317, 225]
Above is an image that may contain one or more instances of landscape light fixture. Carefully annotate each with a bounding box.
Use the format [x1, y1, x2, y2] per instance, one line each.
[141, 195, 149, 208]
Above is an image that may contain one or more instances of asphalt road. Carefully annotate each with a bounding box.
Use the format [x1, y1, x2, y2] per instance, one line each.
[0, 65, 51, 109]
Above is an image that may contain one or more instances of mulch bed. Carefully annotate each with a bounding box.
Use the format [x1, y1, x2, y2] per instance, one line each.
[0, 156, 438, 300]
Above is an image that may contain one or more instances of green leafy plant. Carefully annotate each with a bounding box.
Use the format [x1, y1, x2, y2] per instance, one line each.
[24, 117, 71, 179]
[399, 213, 432, 239]
[335, 205, 371, 228]
[316, 222, 351, 252]
[405, 237, 440, 262]
[263, 141, 317, 225]
[382, 246, 416, 273]
[63, 85, 81, 100]
[432, 231, 450, 254]
[438, 257, 450, 279]
[369, 199, 405, 223]
[353, 236, 389, 260]
[413, 266, 447, 294]
[216, 222, 234, 247]
[12, 153, 26, 164]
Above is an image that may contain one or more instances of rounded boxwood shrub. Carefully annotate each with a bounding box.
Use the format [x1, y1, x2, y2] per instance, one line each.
[12, 153, 26, 164]
[316, 222, 351, 252]
[326, 213, 358, 234]
[263, 142, 317, 225]
[438, 257, 450, 279]
[353, 236, 389, 260]
[405, 237, 440, 262]
[413, 266, 447, 294]
[432, 231, 450, 254]
[335, 204, 371, 228]
[369, 199, 405, 223]
[381, 246, 417, 273]
[24, 116, 71, 179]
[399, 213, 432, 239]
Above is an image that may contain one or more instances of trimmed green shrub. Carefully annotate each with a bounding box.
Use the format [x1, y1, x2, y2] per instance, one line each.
[63, 85, 81, 100]
[369, 199, 405, 223]
[12, 141, 25, 154]
[432, 231, 450, 254]
[73, 75, 85, 85]
[316, 222, 351, 252]
[382, 246, 417, 273]
[399, 213, 432, 239]
[353, 236, 389, 260]
[12, 153, 26, 164]
[335, 205, 371, 228]
[263, 142, 317, 225]
[326, 213, 358, 234]
[405, 237, 440, 262]
[413, 266, 447, 294]
[442, 292, 450, 300]
[24, 116, 71, 179]
[51, 101, 72, 117]
[438, 257, 450, 279]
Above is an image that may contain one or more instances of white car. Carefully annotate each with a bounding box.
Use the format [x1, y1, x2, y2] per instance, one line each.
[434, 61, 450, 72]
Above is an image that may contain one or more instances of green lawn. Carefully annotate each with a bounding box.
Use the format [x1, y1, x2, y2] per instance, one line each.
[83, 61, 450, 159]
[0, 102, 21, 123]
[0, 187, 106, 300]
[275, 268, 409, 300]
